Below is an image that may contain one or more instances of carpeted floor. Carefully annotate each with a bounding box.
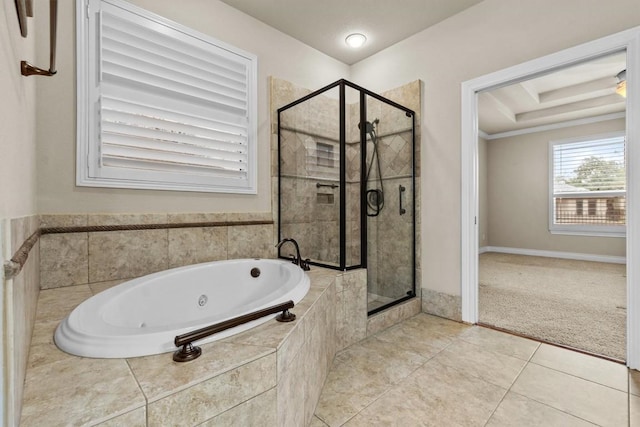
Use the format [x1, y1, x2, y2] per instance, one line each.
[479, 252, 627, 361]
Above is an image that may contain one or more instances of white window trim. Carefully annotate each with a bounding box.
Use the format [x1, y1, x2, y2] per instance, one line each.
[548, 131, 626, 237]
[76, 0, 258, 194]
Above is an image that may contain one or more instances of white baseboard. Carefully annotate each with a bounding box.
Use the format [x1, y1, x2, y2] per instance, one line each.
[479, 246, 626, 264]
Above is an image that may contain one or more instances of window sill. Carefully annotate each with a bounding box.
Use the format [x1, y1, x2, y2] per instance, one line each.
[549, 228, 626, 238]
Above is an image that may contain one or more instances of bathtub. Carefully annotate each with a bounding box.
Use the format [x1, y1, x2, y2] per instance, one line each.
[54, 259, 310, 358]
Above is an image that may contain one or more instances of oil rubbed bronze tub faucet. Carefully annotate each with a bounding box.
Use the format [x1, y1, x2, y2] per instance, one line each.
[275, 238, 310, 271]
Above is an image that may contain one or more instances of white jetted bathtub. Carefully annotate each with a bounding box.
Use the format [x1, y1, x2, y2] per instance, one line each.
[55, 259, 310, 358]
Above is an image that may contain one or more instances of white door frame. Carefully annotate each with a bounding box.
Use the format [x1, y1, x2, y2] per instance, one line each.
[461, 26, 640, 368]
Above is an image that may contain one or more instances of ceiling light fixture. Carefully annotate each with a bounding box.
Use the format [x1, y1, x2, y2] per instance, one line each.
[345, 33, 366, 49]
[616, 70, 627, 98]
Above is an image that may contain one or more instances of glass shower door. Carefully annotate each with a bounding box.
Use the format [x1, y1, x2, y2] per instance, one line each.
[277, 79, 416, 314]
[278, 86, 342, 267]
[365, 95, 415, 313]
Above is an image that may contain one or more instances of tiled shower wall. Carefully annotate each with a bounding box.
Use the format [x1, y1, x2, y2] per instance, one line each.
[275, 82, 345, 266]
[39, 213, 275, 289]
[271, 78, 422, 302]
[4, 215, 40, 427]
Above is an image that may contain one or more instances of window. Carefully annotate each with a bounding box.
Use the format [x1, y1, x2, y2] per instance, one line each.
[304, 137, 339, 179]
[316, 142, 335, 168]
[550, 132, 625, 236]
[76, 0, 257, 193]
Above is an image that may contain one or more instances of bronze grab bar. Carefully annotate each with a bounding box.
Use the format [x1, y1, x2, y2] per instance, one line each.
[399, 185, 407, 215]
[173, 300, 296, 362]
[316, 182, 339, 189]
[21, 0, 57, 77]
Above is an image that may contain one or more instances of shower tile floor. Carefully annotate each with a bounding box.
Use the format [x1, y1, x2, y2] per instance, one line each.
[312, 313, 639, 426]
[367, 292, 395, 312]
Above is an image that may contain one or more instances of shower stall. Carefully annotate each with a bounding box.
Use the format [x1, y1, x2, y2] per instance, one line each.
[277, 79, 416, 314]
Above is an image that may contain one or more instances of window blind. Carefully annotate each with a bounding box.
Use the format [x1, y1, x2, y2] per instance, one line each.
[553, 136, 625, 195]
[550, 134, 626, 230]
[78, 0, 257, 193]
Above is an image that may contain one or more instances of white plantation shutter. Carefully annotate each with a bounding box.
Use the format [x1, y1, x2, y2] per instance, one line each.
[77, 0, 257, 193]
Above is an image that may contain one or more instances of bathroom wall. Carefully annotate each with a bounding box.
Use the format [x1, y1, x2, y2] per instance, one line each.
[486, 118, 626, 257]
[0, 2, 40, 426]
[39, 213, 275, 290]
[349, 0, 640, 319]
[0, 3, 37, 220]
[35, 0, 349, 215]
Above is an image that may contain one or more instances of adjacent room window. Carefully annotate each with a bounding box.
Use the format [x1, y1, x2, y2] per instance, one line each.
[76, 0, 257, 193]
[550, 132, 626, 236]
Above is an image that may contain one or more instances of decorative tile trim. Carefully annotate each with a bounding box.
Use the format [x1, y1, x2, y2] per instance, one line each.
[41, 220, 273, 234]
[4, 230, 41, 280]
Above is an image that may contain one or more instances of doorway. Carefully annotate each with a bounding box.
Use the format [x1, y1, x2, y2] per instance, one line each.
[461, 27, 640, 368]
[477, 52, 627, 360]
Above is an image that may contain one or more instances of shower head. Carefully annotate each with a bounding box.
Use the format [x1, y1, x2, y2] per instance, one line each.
[358, 119, 379, 141]
[358, 121, 373, 133]
[358, 119, 379, 134]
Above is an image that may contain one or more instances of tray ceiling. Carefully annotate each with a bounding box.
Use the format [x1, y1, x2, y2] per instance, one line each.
[479, 52, 627, 137]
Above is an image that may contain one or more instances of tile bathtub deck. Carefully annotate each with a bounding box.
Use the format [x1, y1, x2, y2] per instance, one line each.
[313, 313, 639, 427]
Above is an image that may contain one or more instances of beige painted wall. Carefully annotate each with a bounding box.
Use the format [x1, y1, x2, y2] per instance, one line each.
[349, 0, 640, 296]
[1, 3, 41, 425]
[486, 119, 626, 257]
[1, 1, 37, 219]
[478, 137, 488, 249]
[35, 0, 349, 214]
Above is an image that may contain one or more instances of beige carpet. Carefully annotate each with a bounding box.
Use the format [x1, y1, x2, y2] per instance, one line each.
[479, 252, 626, 361]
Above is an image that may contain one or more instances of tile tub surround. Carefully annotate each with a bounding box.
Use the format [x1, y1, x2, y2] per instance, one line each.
[5, 215, 41, 427]
[39, 212, 275, 289]
[20, 266, 365, 426]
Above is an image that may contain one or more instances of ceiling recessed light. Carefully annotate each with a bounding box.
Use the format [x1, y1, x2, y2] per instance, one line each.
[345, 33, 366, 49]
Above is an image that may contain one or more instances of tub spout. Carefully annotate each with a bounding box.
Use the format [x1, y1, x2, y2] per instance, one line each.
[275, 238, 310, 271]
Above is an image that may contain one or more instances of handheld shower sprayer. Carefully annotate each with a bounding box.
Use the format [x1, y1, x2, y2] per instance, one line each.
[359, 118, 384, 217]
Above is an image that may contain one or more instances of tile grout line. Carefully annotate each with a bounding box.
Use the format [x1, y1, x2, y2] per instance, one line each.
[481, 342, 541, 427]
[509, 343, 625, 426]
[484, 343, 540, 427]
[470, 327, 629, 392]
[507, 389, 603, 426]
[334, 333, 459, 426]
[192, 387, 277, 426]
[526, 359, 629, 394]
[85, 231, 89, 288]
[124, 357, 149, 426]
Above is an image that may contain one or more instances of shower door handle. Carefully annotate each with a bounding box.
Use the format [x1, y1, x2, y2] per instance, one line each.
[399, 185, 406, 215]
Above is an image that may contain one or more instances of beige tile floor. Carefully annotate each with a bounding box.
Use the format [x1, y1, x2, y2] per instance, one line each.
[313, 313, 640, 426]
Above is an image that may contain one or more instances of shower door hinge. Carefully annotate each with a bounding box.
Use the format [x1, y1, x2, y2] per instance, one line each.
[475, 216, 477, 225]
